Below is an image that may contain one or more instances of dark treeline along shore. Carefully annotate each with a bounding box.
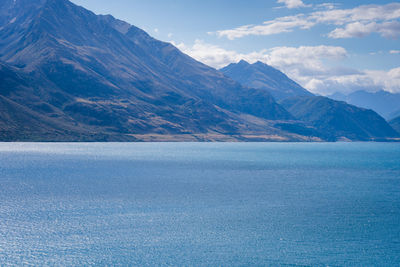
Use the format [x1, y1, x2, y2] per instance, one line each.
[0, 0, 399, 142]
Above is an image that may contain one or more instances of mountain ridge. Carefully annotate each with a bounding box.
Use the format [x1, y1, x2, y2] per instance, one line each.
[1, 0, 313, 142]
[220, 60, 314, 101]
[281, 96, 399, 141]
[219, 60, 398, 141]
[329, 90, 400, 120]
[0, 0, 398, 142]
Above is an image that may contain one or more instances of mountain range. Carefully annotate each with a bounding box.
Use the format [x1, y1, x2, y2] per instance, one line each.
[221, 61, 399, 141]
[0, 0, 398, 142]
[280, 96, 398, 141]
[329, 90, 400, 120]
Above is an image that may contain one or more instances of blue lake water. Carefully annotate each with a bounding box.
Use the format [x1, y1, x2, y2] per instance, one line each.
[0, 142, 399, 266]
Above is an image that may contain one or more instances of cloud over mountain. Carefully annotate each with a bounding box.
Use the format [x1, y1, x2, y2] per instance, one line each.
[174, 40, 400, 95]
[174, 40, 346, 70]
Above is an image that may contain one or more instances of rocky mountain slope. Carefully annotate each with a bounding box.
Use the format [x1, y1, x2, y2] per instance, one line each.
[0, 0, 311, 141]
[0, 0, 398, 142]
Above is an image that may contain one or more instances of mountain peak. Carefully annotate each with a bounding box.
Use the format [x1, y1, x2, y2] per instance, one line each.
[0, 1, 299, 141]
[238, 59, 250, 65]
[220, 60, 314, 101]
[1, 0, 396, 142]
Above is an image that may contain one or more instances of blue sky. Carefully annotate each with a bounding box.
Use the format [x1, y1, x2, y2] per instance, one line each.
[70, 0, 400, 95]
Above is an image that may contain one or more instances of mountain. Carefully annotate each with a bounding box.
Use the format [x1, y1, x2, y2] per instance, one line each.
[1, 0, 315, 142]
[389, 116, 400, 134]
[220, 60, 314, 101]
[0, 61, 126, 141]
[329, 90, 400, 120]
[389, 109, 400, 121]
[280, 96, 399, 141]
[0, 0, 397, 142]
[220, 60, 398, 141]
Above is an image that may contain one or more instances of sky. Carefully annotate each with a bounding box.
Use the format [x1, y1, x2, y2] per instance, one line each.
[70, 0, 400, 95]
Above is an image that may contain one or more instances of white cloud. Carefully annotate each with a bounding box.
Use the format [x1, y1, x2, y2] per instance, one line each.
[172, 40, 266, 69]
[173, 40, 400, 94]
[277, 0, 308, 9]
[315, 3, 338, 10]
[217, 15, 314, 40]
[367, 67, 400, 92]
[311, 3, 400, 25]
[266, 45, 347, 70]
[328, 20, 400, 39]
[390, 50, 400, 54]
[175, 40, 346, 71]
[215, 3, 400, 39]
[154, 28, 159, 33]
[310, 68, 400, 95]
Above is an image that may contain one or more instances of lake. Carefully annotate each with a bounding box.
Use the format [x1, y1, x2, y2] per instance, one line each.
[0, 142, 399, 266]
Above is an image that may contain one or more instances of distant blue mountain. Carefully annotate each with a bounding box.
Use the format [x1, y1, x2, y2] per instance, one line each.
[329, 90, 400, 120]
[220, 60, 314, 100]
[389, 109, 400, 121]
[281, 96, 399, 141]
[220, 60, 398, 141]
[389, 116, 400, 134]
